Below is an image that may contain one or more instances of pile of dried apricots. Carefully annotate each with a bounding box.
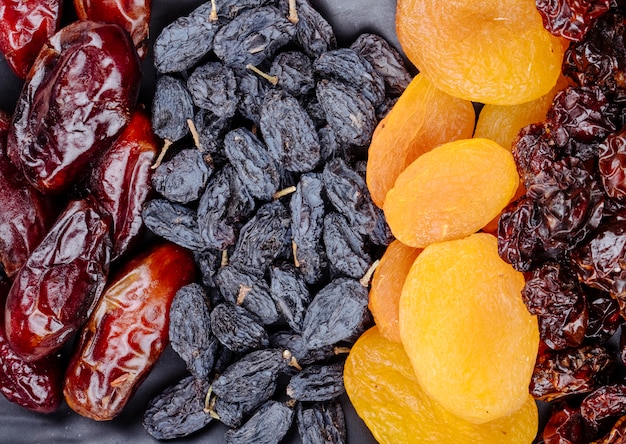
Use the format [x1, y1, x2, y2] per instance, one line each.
[346, 0, 584, 442]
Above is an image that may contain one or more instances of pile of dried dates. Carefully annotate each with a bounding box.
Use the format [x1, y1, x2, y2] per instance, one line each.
[0, 0, 411, 442]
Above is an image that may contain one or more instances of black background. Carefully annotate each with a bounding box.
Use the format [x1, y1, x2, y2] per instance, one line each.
[0, 0, 401, 442]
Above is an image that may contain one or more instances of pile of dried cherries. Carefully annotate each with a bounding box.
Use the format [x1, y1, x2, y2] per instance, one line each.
[499, 2, 626, 442]
[140, 0, 412, 441]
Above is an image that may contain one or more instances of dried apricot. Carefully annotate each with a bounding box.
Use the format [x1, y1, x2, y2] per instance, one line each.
[366, 74, 475, 208]
[368, 240, 421, 343]
[474, 75, 572, 149]
[345, 326, 539, 443]
[396, 0, 566, 105]
[399, 233, 539, 424]
[383, 138, 519, 248]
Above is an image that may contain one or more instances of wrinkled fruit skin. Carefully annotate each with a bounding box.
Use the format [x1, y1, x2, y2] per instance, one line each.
[74, 0, 152, 58]
[5, 197, 112, 362]
[0, 277, 63, 413]
[89, 109, 158, 260]
[63, 242, 195, 421]
[344, 327, 539, 444]
[0, 110, 56, 278]
[7, 20, 141, 194]
[0, 0, 61, 78]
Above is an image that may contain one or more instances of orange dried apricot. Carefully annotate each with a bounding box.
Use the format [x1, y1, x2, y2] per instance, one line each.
[399, 233, 539, 424]
[396, 0, 566, 105]
[474, 75, 572, 149]
[383, 138, 519, 248]
[344, 326, 539, 443]
[366, 74, 475, 208]
[368, 239, 421, 343]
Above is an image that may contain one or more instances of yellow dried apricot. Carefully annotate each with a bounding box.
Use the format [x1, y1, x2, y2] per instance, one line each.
[383, 138, 519, 248]
[399, 233, 539, 424]
[368, 239, 421, 343]
[344, 326, 539, 444]
[474, 75, 572, 149]
[396, 0, 566, 105]
[366, 74, 475, 208]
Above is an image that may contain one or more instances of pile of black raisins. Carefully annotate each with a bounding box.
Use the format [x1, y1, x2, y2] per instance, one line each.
[140, 0, 412, 441]
[499, 5, 626, 441]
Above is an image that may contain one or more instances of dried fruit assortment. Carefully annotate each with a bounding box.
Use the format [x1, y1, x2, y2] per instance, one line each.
[140, 0, 411, 441]
[496, 4, 626, 443]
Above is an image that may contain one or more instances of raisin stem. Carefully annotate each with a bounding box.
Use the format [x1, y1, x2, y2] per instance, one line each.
[288, 0, 299, 24]
[187, 118, 201, 149]
[221, 250, 228, 267]
[273, 186, 296, 200]
[246, 63, 278, 86]
[292, 241, 301, 268]
[151, 139, 173, 170]
[209, 0, 218, 22]
[359, 259, 380, 287]
[237, 284, 252, 305]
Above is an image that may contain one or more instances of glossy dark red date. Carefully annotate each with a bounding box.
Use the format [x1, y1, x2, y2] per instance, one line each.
[0, 273, 62, 413]
[89, 109, 158, 260]
[5, 197, 112, 362]
[64, 242, 195, 421]
[0, 111, 56, 278]
[74, 0, 152, 59]
[7, 20, 141, 194]
[0, 0, 61, 78]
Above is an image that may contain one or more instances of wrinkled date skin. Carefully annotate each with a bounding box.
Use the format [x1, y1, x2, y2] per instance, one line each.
[74, 0, 151, 59]
[0, 0, 61, 78]
[7, 20, 141, 194]
[5, 197, 112, 362]
[64, 242, 196, 421]
[89, 110, 158, 260]
[0, 275, 62, 413]
[0, 111, 56, 278]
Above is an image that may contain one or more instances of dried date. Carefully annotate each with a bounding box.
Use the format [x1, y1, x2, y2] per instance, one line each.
[64, 242, 196, 420]
[0, 112, 56, 278]
[5, 197, 111, 362]
[0, 0, 61, 78]
[581, 385, 626, 433]
[7, 21, 141, 194]
[89, 109, 157, 260]
[74, 0, 151, 58]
